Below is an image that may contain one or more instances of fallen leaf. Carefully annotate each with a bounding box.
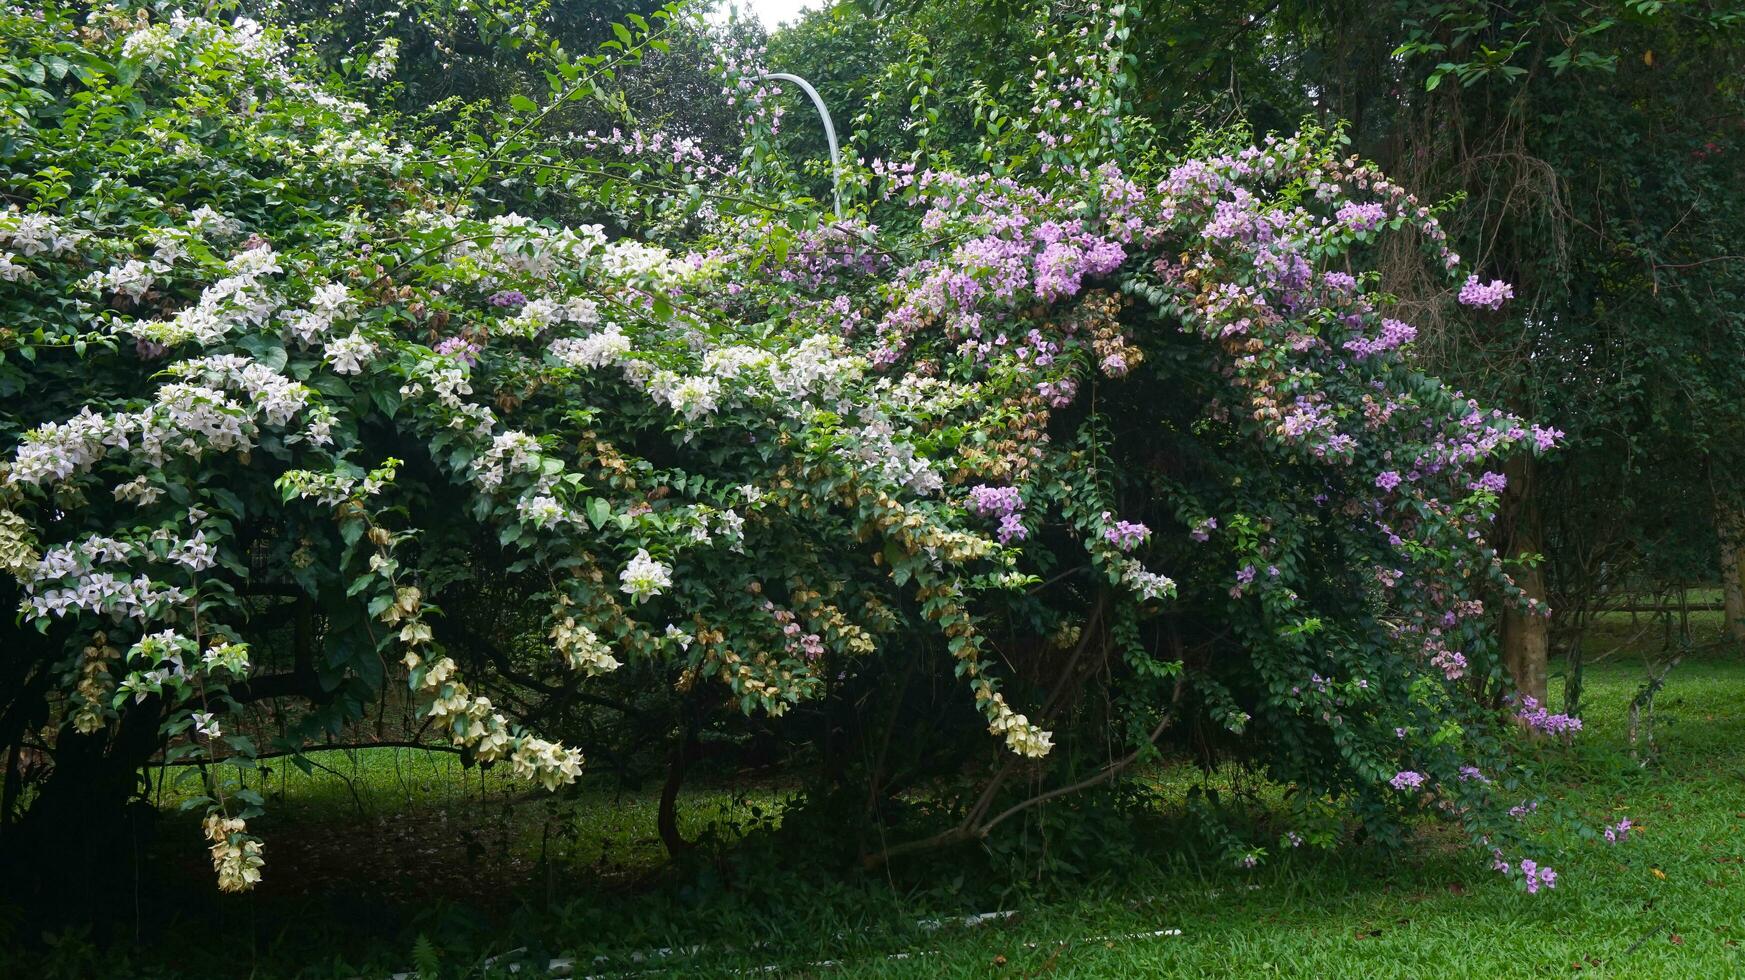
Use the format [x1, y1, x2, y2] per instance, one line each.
[1447, 882, 1466, 896]
[992, 954, 1008, 967]
[1652, 868, 1667, 880]
[1670, 934, 1683, 945]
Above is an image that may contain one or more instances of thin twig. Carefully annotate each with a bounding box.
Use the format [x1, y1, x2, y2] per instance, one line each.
[150, 740, 461, 767]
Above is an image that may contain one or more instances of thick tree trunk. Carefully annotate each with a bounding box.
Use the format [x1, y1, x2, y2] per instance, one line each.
[1718, 504, 1745, 645]
[657, 721, 698, 859]
[1502, 547, 1550, 704]
[4, 697, 163, 931]
[1501, 458, 1549, 704]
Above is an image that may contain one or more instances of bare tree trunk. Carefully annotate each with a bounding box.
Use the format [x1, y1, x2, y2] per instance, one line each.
[6, 695, 163, 931]
[1501, 457, 1549, 704]
[1718, 503, 1745, 645]
[1561, 613, 1587, 715]
[657, 714, 698, 859]
[1628, 648, 1685, 766]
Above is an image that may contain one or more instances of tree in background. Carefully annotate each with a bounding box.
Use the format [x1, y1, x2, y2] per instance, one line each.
[263, 0, 664, 117]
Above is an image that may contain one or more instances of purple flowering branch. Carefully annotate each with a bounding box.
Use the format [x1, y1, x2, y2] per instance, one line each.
[1517, 696, 1583, 738]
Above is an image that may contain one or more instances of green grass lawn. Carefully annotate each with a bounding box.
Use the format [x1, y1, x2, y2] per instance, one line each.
[529, 643, 1742, 979]
[814, 651, 1744, 978]
[82, 628, 1745, 978]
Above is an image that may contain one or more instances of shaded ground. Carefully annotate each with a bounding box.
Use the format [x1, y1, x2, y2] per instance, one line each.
[147, 747, 791, 912]
[10, 613, 1743, 978]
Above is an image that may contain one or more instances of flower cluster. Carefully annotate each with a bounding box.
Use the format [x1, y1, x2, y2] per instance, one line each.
[1343, 318, 1418, 358]
[1516, 696, 1583, 737]
[8, 352, 314, 488]
[1119, 559, 1177, 601]
[70, 632, 122, 734]
[1458, 275, 1516, 311]
[1530, 425, 1564, 452]
[18, 533, 200, 623]
[967, 484, 1027, 543]
[511, 737, 586, 792]
[82, 258, 156, 300]
[1101, 513, 1150, 551]
[765, 599, 825, 663]
[986, 692, 1054, 757]
[284, 281, 354, 345]
[363, 37, 399, 80]
[381, 570, 584, 797]
[1, 202, 89, 286]
[324, 331, 375, 375]
[619, 549, 673, 603]
[551, 605, 621, 675]
[203, 812, 265, 893]
[1336, 201, 1387, 232]
[549, 326, 631, 370]
[123, 242, 285, 349]
[646, 370, 723, 421]
[1518, 858, 1557, 894]
[435, 336, 482, 365]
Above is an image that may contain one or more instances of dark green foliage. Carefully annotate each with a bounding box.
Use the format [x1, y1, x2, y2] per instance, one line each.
[773, 0, 1745, 691]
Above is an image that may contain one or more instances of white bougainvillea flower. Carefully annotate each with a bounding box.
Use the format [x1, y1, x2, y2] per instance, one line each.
[618, 548, 672, 603]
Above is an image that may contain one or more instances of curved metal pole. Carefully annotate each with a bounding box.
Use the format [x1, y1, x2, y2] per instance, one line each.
[758, 72, 842, 220]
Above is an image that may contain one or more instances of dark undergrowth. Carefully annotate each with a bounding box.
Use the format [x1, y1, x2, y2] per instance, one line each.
[3, 621, 1742, 978]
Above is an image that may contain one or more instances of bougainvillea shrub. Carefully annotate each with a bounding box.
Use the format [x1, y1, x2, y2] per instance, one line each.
[1, 1, 1563, 896]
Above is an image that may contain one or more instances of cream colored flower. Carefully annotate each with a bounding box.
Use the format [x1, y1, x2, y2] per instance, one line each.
[203, 811, 264, 892]
[551, 615, 620, 675]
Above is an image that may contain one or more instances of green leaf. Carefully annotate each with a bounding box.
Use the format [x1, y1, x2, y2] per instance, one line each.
[586, 497, 611, 529]
[509, 94, 538, 113]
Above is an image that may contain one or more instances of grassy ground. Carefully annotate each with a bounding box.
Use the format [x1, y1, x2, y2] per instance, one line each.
[140, 746, 793, 918]
[32, 615, 1744, 978]
[555, 631, 1745, 978]
[825, 648, 1745, 977]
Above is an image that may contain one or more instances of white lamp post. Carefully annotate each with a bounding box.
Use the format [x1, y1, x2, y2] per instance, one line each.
[758, 72, 843, 220]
